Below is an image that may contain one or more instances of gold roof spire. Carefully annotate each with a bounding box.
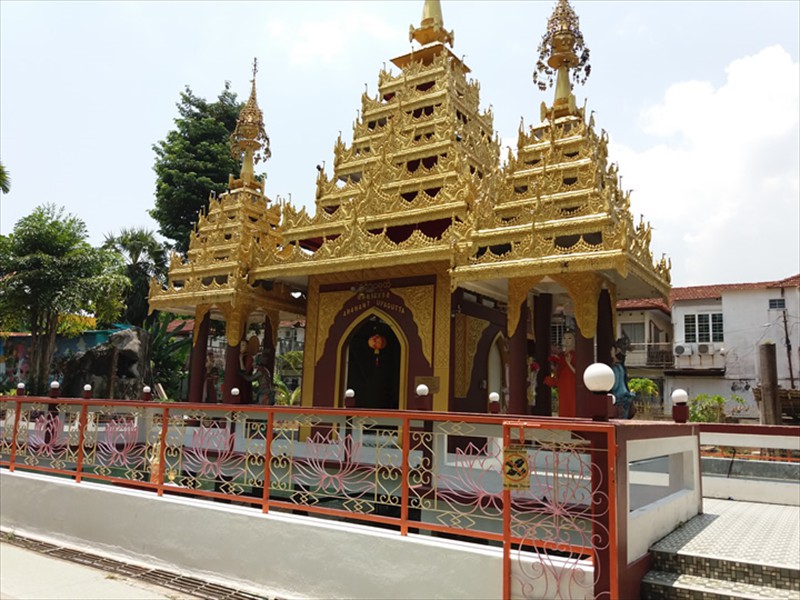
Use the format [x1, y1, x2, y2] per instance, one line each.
[533, 0, 591, 119]
[409, 0, 454, 47]
[230, 58, 271, 186]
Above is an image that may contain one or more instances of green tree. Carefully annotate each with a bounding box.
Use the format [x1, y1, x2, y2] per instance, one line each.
[629, 378, 659, 398]
[150, 84, 242, 254]
[689, 393, 745, 423]
[0, 162, 10, 194]
[144, 312, 191, 400]
[0, 204, 129, 395]
[275, 350, 304, 373]
[103, 227, 168, 327]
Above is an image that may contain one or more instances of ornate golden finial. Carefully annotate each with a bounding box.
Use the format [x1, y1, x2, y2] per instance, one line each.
[409, 0, 454, 47]
[533, 0, 591, 118]
[230, 58, 271, 186]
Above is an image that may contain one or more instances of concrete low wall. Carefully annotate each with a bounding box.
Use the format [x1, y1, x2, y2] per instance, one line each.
[0, 471, 592, 599]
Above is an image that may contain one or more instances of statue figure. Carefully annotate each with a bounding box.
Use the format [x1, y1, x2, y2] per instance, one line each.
[242, 353, 273, 405]
[203, 351, 219, 403]
[545, 330, 577, 417]
[610, 339, 636, 419]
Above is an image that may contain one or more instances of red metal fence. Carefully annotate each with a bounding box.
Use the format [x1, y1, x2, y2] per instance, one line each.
[1, 396, 618, 599]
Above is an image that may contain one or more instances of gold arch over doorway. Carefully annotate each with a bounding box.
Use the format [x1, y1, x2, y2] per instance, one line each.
[334, 307, 410, 410]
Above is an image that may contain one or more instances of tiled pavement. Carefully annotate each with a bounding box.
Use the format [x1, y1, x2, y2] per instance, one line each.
[0, 535, 275, 600]
[642, 498, 800, 599]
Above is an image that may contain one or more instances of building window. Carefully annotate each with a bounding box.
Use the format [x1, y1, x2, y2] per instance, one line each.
[684, 313, 723, 343]
[769, 298, 786, 310]
[621, 323, 645, 349]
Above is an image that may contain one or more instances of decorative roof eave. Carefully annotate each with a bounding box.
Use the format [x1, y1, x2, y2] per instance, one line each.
[250, 246, 455, 280]
[149, 280, 306, 316]
[472, 213, 612, 243]
[284, 202, 469, 242]
[495, 188, 601, 214]
[451, 249, 670, 301]
[509, 156, 593, 179]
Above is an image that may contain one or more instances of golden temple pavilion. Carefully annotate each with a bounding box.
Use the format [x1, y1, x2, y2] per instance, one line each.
[149, 0, 671, 417]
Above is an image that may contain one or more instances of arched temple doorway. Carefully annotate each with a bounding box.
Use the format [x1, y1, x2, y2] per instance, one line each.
[343, 314, 402, 410]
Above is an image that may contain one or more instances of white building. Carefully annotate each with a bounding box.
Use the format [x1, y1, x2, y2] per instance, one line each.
[666, 275, 800, 418]
[614, 275, 800, 419]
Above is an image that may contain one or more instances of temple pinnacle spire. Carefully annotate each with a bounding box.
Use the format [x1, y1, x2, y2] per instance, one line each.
[409, 0, 454, 47]
[533, 0, 591, 120]
[230, 58, 271, 187]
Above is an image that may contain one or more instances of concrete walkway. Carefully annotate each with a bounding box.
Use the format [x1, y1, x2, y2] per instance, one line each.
[0, 543, 197, 600]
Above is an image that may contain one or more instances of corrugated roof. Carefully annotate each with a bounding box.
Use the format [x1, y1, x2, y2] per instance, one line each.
[616, 298, 670, 315]
[670, 274, 799, 303]
[617, 274, 799, 312]
[768, 274, 800, 288]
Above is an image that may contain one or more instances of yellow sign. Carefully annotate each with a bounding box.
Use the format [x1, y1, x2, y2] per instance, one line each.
[503, 444, 530, 490]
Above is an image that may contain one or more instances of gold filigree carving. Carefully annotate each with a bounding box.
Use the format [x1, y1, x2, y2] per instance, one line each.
[453, 314, 490, 397]
[552, 272, 604, 339]
[193, 305, 211, 346]
[507, 277, 542, 337]
[393, 285, 434, 367]
[453, 313, 467, 396]
[315, 290, 355, 364]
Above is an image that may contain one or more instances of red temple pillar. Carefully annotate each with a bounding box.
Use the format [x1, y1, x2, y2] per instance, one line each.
[532, 294, 553, 416]
[597, 289, 614, 368]
[223, 342, 243, 404]
[188, 312, 211, 403]
[574, 331, 594, 418]
[262, 312, 277, 381]
[508, 296, 529, 416]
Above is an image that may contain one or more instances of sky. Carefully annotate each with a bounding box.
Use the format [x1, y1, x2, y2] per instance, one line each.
[1, 1, 798, 288]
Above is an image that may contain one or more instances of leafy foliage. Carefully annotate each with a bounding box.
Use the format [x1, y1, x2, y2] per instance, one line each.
[144, 313, 191, 400]
[629, 378, 659, 398]
[150, 84, 242, 254]
[103, 227, 168, 327]
[689, 393, 745, 423]
[0, 161, 10, 194]
[272, 376, 301, 406]
[0, 204, 129, 395]
[275, 350, 304, 373]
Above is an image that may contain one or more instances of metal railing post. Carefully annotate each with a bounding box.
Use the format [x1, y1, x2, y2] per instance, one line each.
[400, 414, 410, 536]
[262, 408, 274, 513]
[156, 406, 169, 496]
[8, 399, 22, 471]
[74, 402, 89, 483]
[502, 422, 511, 600]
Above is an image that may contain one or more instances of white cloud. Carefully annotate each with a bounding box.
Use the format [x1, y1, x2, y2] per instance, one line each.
[609, 45, 800, 286]
[267, 13, 397, 66]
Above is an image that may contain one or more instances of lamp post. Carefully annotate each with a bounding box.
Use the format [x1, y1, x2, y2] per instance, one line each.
[82, 384, 92, 400]
[583, 363, 615, 422]
[344, 388, 356, 409]
[412, 383, 431, 411]
[16, 383, 25, 396]
[49, 381, 61, 399]
[671, 389, 689, 423]
[142, 386, 153, 402]
[488, 391, 501, 414]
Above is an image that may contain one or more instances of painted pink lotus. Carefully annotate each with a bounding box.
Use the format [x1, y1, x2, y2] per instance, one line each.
[184, 424, 245, 480]
[97, 418, 144, 468]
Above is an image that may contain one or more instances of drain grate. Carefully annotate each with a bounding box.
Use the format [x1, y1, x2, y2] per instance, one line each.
[2, 532, 277, 599]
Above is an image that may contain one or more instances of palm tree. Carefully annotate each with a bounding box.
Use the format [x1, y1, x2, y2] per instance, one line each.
[103, 227, 168, 327]
[0, 162, 10, 194]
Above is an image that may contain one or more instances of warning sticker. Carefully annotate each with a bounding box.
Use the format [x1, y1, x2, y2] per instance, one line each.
[503, 444, 530, 490]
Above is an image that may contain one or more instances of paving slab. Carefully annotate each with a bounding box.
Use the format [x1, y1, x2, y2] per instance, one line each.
[650, 497, 800, 569]
[0, 542, 197, 600]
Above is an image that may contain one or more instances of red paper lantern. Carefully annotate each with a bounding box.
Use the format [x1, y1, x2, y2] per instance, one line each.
[368, 334, 387, 366]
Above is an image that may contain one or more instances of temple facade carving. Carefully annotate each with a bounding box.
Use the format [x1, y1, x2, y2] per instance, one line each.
[149, 0, 670, 417]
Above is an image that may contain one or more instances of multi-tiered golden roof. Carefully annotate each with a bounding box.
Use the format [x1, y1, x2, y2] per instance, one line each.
[150, 0, 671, 413]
